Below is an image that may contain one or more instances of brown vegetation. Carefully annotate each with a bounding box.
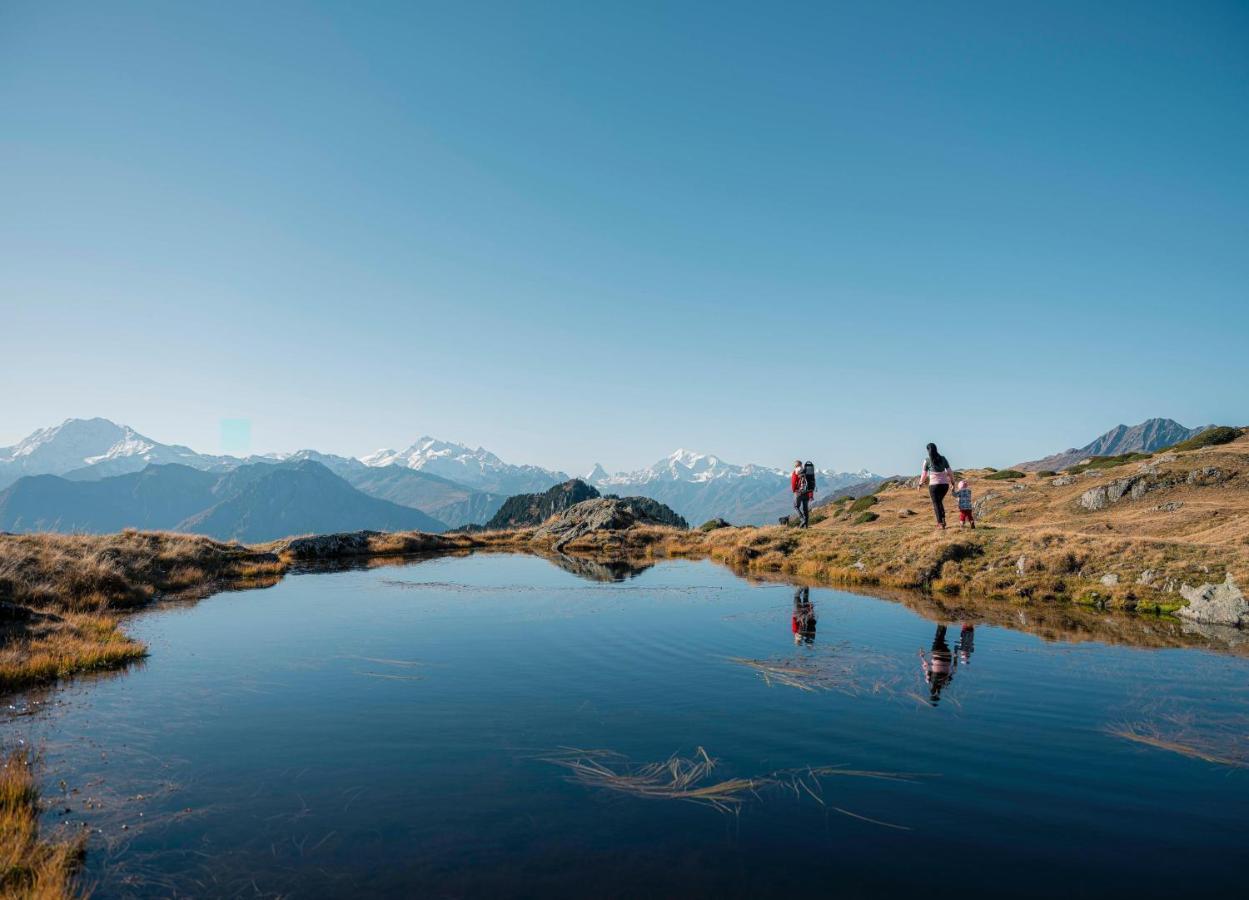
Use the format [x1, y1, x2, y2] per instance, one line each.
[0, 751, 84, 899]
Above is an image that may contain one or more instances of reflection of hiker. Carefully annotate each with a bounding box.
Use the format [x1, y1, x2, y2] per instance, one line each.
[956, 623, 975, 665]
[918, 623, 957, 704]
[918, 443, 955, 530]
[792, 586, 817, 645]
[791, 459, 815, 528]
[954, 480, 975, 529]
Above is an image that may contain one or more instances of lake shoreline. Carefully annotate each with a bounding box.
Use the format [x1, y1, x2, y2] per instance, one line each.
[2, 505, 1245, 696]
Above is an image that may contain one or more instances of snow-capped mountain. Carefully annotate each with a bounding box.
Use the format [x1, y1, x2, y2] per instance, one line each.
[585, 450, 880, 525]
[362, 436, 569, 496]
[0, 418, 232, 489]
[0, 420, 875, 527]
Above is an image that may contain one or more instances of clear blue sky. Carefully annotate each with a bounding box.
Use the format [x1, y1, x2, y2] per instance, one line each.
[2, 0, 1246, 475]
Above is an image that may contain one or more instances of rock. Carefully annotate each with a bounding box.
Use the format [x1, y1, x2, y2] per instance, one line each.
[1178, 574, 1247, 627]
[897, 508, 916, 517]
[281, 531, 446, 559]
[533, 497, 687, 550]
[1016, 555, 1027, 575]
[1078, 473, 1173, 511]
[1157, 501, 1184, 512]
[487, 480, 600, 529]
[1137, 569, 1155, 586]
[1051, 475, 1078, 487]
[1186, 466, 1231, 487]
[852, 560, 866, 570]
[1100, 573, 1120, 587]
[1153, 452, 1178, 464]
[698, 517, 731, 532]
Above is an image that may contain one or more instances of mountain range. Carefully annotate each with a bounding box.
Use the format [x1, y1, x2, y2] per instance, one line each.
[585, 450, 879, 525]
[0, 419, 880, 527]
[0, 416, 1215, 540]
[1014, 418, 1208, 472]
[0, 460, 444, 542]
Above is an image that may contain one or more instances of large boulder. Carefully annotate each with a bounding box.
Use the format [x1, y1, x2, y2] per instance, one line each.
[533, 497, 687, 549]
[1178, 574, 1247, 627]
[486, 479, 600, 529]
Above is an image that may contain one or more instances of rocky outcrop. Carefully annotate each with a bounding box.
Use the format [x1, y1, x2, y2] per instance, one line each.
[486, 479, 600, 529]
[606, 495, 688, 529]
[533, 497, 687, 549]
[1178, 574, 1247, 627]
[279, 530, 449, 559]
[1077, 467, 1235, 511]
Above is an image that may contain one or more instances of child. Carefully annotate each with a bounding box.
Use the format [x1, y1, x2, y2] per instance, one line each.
[954, 479, 975, 529]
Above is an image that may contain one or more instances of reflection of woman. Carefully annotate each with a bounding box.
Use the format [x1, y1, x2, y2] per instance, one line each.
[918, 623, 956, 704]
[792, 586, 817, 645]
[918, 443, 956, 530]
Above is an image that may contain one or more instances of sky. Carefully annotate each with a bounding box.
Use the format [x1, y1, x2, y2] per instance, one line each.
[2, 0, 1246, 476]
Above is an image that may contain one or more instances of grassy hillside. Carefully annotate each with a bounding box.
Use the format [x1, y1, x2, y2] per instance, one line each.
[574, 429, 1249, 612]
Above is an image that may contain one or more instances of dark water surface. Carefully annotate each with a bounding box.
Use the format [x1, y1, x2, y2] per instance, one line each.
[7, 554, 1249, 898]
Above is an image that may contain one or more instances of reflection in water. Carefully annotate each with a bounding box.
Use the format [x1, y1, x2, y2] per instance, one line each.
[9, 556, 1249, 898]
[957, 623, 975, 666]
[792, 586, 817, 645]
[540, 552, 655, 583]
[919, 624, 957, 705]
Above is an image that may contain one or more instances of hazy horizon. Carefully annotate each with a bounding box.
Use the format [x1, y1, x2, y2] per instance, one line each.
[4, 1, 1246, 475]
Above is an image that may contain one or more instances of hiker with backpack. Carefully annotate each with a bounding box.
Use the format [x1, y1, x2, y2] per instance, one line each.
[790, 459, 816, 528]
[918, 442, 956, 530]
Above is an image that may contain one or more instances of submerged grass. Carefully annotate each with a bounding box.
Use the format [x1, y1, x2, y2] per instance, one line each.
[1107, 713, 1249, 769]
[0, 751, 85, 899]
[730, 653, 903, 697]
[540, 747, 922, 826]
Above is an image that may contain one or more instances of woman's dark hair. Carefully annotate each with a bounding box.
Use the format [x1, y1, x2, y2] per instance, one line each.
[926, 442, 950, 471]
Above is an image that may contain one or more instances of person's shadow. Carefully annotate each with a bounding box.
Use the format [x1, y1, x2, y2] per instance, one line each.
[792, 586, 817, 645]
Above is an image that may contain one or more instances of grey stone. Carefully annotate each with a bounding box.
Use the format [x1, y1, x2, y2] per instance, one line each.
[1137, 569, 1155, 586]
[1157, 501, 1184, 512]
[1051, 475, 1078, 487]
[533, 497, 684, 550]
[1178, 574, 1247, 627]
[1100, 573, 1120, 587]
[1016, 555, 1027, 575]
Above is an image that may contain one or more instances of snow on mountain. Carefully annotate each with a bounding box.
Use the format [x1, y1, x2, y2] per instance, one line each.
[362, 436, 568, 496]
[0, 419, 876, 526]
[587, 450, 881, 525]
[0, 418, 229, 488]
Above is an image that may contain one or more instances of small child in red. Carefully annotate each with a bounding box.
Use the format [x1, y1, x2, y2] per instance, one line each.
[953, 480, 975, 528]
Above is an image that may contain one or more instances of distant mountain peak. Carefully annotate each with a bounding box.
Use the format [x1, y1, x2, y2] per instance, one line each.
[1016, 417, 1207, 471]
[360, 434, 567, 495]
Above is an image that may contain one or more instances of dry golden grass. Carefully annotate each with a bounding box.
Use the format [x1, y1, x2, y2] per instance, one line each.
[0, 613, 146, 694]
[0, 751, 84, 899]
